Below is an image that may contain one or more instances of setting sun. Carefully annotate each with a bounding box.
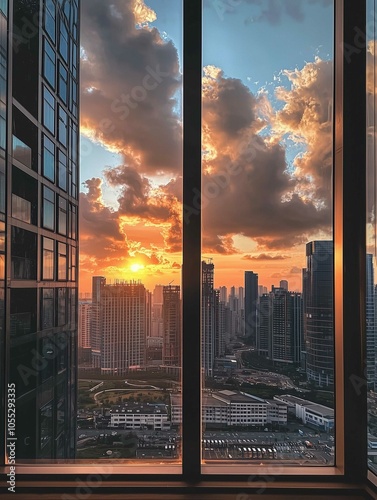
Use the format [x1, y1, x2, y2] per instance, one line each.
[130, 263, 145, 273]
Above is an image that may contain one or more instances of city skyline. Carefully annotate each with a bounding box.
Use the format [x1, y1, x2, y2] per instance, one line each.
[78, 0, 334, 294]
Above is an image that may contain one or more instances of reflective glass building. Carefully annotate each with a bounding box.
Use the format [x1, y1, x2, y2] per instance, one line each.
[304, 241, 333, 388]
[1, 0, 79, 459]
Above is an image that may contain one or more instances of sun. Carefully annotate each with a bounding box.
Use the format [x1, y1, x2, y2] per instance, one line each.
[130, 263, 144, 273]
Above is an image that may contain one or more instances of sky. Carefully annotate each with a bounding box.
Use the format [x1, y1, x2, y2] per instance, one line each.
[79, 0, 336, 295]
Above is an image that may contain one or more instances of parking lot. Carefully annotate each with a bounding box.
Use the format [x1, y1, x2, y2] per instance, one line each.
[77, 427, 334, 463]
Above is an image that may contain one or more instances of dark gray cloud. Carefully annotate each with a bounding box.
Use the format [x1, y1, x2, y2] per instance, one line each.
[80, 178, 124, 243]
[201, 64, 332, 252]
[104, 165, 182, 252]
[80, 0, 182, 175]
[203, 73, 257, 137]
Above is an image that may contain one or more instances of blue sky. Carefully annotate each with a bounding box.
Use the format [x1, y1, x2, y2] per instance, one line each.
[79, 0, 335, 291]
[81, 0, 333, 190]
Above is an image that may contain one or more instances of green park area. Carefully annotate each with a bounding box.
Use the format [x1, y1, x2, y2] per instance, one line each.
[78, 377, 171, 410]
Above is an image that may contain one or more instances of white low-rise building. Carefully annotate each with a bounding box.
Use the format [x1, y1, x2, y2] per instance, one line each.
[274, 394, 334, 431]
[171, 390, 287, 427]
[110, 403, 171, 431]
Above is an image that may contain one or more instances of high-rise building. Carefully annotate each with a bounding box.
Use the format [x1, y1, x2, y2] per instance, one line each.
[258, 293, 271, 357]
[245, 271, 258, 345]
[214, 289, 226, 358]
[93, 279, 147, 375]
[202, 261, 215, 377]
[162, 285, 181, 367]
[91, 276, 105, 368]
[219, 285, 227, 304]
[304, 241, 334, 387]
[78, 300, 92, 364]
[257, 288, 302, 364]
[151, 284, 164, 337]
[280, 280, 288, 291]
[78, 302, 91, 350]
[270, 288, 302, 364]
[1, 0, 79, 459]
[366, 254, 375, 389]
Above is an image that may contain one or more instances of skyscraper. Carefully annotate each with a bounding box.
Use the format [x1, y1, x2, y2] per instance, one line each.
[304, 241, 334, 387]
[202, 261, 215, 377]
[270, 288, 302, 364]
[280, 280, 288, 291]
[257, 288, 302, 364]
[95, 279, 147, 375]
[245, 271, 258, 345]
[2, 0, 79, 459]
[91, 276, 105, 368]
[162, 285, 181, 367]
[257, 293, 271, 357]
[151, 284, 164, 337]
[78, 300, 92, 364]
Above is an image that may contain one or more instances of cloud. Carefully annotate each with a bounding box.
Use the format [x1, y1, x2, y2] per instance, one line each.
[201, 62, 332, 253]
[290, 266, 302, 274]
[80, 0, 182, 175]
[79, 1, 335, 284]
[104, 164, 182, 253]
[242, 253, 290, 261]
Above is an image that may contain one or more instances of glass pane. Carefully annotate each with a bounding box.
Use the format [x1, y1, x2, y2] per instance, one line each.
[42, 237, 54, 280]
[43, 187, 55, 230]
[12, 136, 32, 168]
[43, 87, 55, 133]
[78, 0, 183, 464]
[45, 0, 56, 42]
[43, 134, 55, 181]
[43, 37, 55, 88]
[202, 0, 334, 468]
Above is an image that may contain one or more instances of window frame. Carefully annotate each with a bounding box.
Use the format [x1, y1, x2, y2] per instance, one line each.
[43, 36, 56, 90]
[2, 0, 375, 497]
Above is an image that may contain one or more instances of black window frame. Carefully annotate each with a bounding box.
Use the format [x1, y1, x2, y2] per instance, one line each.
[43, 36, 56, 89]
[44, 0, 56, 44]
[42, 185, 55, 231]
[42, 133, 55, 182]
[43, 85, 55, 134]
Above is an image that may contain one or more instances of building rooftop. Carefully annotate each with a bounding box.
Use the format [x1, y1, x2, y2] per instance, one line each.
[110, 403, 168, 415]
[274, 395, 334, 417]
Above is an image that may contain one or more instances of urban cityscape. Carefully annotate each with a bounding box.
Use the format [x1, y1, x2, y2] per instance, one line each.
[74, 241, 339, 463]
[1, 0, 377, 478]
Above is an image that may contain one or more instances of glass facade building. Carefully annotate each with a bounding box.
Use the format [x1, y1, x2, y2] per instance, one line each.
[304, 241, 334, 388]
[2, 0, 79, 460]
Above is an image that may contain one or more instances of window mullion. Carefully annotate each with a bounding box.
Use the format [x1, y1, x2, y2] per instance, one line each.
[334, 0, 367, 482]
[182, 0, 202, 483]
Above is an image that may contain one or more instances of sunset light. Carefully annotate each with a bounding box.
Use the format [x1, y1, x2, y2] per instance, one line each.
[130, 263, 145, 273]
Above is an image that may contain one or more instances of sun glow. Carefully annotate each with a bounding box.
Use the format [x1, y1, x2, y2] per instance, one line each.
[130, 263, 145, 273]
